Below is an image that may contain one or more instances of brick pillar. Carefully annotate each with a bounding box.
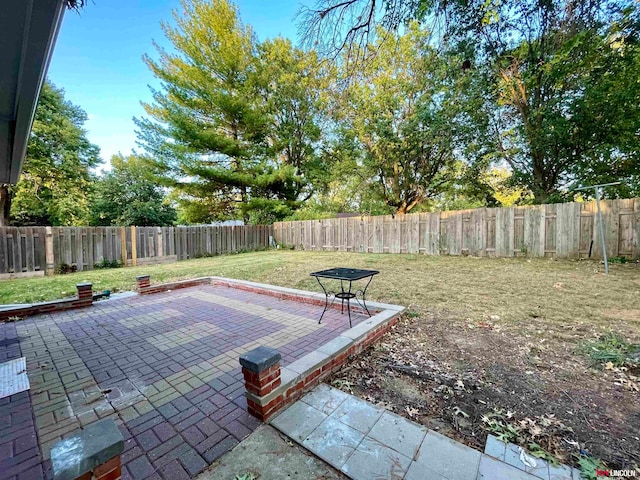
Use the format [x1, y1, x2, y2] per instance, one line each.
[136, 275, 150, 291]
[75, 283, 93, 307]
[51, 419, 124, 480]
[239, 346, 283, 421]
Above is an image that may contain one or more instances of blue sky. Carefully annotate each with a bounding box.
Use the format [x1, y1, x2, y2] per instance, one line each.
[47, 1, 310, 168]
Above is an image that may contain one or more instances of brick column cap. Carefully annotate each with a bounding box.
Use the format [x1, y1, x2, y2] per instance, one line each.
[51, 419, 124, 480]
[240, 346, 281, 373]
[135, 275, 150, 281]
[76, 283, 93, 289]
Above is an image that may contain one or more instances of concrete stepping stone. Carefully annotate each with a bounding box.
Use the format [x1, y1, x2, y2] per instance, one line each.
[416, 430, 481, 480]
[273, 386, 583, 480]
[548, 462, 574, 480]
[405, 461, 450, 480]
[303, 416, 365, 469]
[484, 434, 581, 480]
[484, 434, 507, 460]
[367, 410, 428, 459]
[478, 454, 541, 480]
[330, 395, 385, 434]
[270, 401, 327, 442]
[341, 437, 413, 479]
[301, 382, 349, 414]
[504, 441, 550, 479]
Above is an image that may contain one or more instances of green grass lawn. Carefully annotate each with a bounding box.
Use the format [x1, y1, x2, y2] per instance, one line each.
[3, 249, 639, 469]
[2, 250, 639, 337]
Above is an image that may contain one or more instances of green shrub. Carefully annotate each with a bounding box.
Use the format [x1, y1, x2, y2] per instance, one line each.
[93, 259, 122, 270]
[580, 332, 640, 367]
[577, 454, 607, 480]
[55, 263, 77, 275]
[608, 256, 628, 264]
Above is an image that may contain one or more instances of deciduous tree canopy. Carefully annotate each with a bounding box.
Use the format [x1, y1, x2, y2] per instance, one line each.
[336, 24, 466, 214]
[301, 0, 640, 204]
[12, 0, 635, 228]
[2, 81, 100, 226]
[89, 154, 177, 226]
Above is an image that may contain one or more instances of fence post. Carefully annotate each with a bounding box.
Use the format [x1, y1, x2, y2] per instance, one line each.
[157, 227, 164, 259]
[119, 227, 127, 266]
[130, 226, 137, 266]
[45, 226, 55, 275]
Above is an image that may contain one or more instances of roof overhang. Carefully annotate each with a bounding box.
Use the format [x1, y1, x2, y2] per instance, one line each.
[0, 0, 66, 184]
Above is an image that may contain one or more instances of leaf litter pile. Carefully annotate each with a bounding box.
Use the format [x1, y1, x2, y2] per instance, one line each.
[329, 312, 640, 473]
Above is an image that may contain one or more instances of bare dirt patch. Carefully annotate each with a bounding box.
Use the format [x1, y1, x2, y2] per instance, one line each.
[330, 311, 640, 473]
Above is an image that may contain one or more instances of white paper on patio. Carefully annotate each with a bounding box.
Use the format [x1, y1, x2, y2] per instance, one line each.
[0, 357, 30, 399]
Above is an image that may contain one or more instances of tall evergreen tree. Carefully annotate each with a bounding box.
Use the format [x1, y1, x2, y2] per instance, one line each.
[136, 0, 328, 223]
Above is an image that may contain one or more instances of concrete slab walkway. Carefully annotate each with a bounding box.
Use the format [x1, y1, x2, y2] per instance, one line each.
[194, 425, 347, 480]
[271, 384, 582, 480]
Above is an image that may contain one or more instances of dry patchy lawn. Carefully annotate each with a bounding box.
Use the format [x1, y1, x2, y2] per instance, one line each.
[2, 251, 639, 471]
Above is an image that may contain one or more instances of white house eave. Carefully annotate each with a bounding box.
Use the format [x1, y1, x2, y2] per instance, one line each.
[0, 0, 66, 184]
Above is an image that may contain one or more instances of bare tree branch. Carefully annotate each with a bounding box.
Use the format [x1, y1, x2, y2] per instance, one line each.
[65, 0, 88, 11]
[298, 0, 415, 64]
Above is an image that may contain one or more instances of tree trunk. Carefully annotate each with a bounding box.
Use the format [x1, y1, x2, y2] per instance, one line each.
[0, 184, 11, 227]
[394, 194, 422, 215]
[533, 189, 550, 205]
[395, 205, 408, 215]
[531, 154, 552, 204]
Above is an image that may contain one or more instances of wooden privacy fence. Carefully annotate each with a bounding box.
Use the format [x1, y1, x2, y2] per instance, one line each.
[274, 198, 640, 260]
[0, 224, 273, 279]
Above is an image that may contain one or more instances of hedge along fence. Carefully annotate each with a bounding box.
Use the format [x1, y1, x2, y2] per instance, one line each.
[0, 224, 274, 279]
[274, 198, 640, 260]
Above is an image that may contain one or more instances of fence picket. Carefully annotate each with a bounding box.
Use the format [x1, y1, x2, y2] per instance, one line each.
[0, 224, 274, 278]
[271, 199, 639, 261]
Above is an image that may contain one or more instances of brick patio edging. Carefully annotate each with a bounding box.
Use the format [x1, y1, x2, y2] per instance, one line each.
[237, 304, 404, 421]
[210, 278, 381, 315]
[136, 275, 212, 295]
[0, 272, 396, 323]
[209, 277, 405, 316]
[0, 283, 93, 321]
[135, 275, 402, 316]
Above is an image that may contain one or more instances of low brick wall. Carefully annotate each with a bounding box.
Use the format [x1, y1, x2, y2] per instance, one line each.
[212, 278, 379, 315]
[135, 276, 212, 295]
[136, 275, 381, 315]
[0, 283, 93, 321]
[238, 307, 403, 421]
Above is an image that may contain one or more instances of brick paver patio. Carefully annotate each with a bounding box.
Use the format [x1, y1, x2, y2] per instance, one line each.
[0, 283, 368, 480]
